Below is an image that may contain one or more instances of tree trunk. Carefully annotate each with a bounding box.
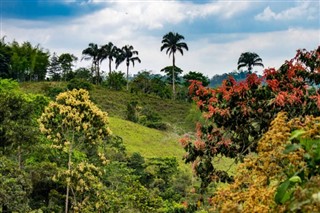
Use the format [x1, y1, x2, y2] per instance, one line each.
[65, 143, 72, 213]
[172, 54, 176, 100]
[126, 61, 129, 91]
[109, 59, 112, 75]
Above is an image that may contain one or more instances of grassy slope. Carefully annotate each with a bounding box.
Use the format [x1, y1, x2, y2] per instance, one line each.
[108, 116, 191, 172]
[20, 82, 193, 133]
[20, 81, 235, 176]
[20, 82, 193, 171]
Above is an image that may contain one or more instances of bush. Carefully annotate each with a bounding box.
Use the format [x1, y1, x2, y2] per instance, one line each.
[67, 78, 92, 91]
[42, 85, 66, 99]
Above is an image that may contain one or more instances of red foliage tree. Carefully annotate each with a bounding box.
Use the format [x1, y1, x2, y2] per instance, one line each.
[181, 46, 320, 189]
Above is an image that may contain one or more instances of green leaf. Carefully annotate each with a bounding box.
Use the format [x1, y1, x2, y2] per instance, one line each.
[283, 144, 301, 154]
[275, 179, 291, 204]
[289, 176, 301, 183]
[289, 130, 305, 141]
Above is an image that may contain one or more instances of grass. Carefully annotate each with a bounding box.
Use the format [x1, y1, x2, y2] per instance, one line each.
[108, 116, 191, 173]
[20, 81, 193, 133]
[19, 81, 236, 178]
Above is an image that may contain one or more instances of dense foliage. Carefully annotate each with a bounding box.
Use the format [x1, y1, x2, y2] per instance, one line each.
[182, 46, 320, 188]
[210, 112, 320, 212]
[0, 80, 195, 212]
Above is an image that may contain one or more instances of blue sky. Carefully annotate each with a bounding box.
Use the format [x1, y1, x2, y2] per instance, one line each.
[1, 0, 319, 77]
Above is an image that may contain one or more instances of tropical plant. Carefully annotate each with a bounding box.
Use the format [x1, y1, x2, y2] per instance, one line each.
[9, 41, 49, 81]
[58, 53, 78, 81]
[38, 89, 112, 212]
[161, 32, 188, 99]
[0, 36, 12, 79]
[116, 45, 141, 90]
[182, 46, 320, 189]
[160, 65, 183, 85]
[105, 71, 126, 90]
[82, 43, 102, 84]
[48, 52, 62, 81]
[237, 52, 264, 73]
[100, 42, 119, 74]
[183, 71, 209, 87]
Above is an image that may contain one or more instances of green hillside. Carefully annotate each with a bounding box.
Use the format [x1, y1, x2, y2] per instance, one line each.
[20, 81, 194, 133]
[108, 116, 190, 171]
[20, 81, 195, 170]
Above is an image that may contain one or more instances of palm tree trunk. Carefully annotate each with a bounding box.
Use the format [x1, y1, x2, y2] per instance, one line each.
[126, 64, 129, 91]
[109, 59, 112, 75]
[172, 54, 176, 100]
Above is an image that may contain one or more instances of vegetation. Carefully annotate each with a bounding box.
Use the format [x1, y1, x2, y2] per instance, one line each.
[1, 32, 320, 212]
[161, 32, 189, 99]
[237, 52, 264, 73]
[116, 45, 141, 91]
[182, 46, 320, 189]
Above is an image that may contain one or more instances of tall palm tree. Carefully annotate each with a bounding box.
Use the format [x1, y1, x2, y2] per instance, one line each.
[237, 52, 264, 73]
[100, 42, 119, 74]
[82, 43, 101, 84]
[116, 45, 141, 90]
[161, 32, 188, 100]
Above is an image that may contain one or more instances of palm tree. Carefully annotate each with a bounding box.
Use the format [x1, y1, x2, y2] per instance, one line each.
[116, 45, 141, 91]
[100, 42, 119, 74]
[161, 32, 188, 100]
[237, 52, 264, 73]
[82, 43, 102, 84]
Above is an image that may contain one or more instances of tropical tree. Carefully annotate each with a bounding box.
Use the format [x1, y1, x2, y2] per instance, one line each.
[82, 43, 101, 84]
[0, 37, 12, 79]
[9, 41, 49, 81]
[48, 52, 62, 81]
[183, 71, 209, 87]
[160, 32, 188, 99]
[38, 89, 112, 212]
[237, 52, 264, 73]
[58, 53, 78, 81]
[100, 42, 119, 74]
[116, 45, 141, 91]
[160, 65, 183, 85]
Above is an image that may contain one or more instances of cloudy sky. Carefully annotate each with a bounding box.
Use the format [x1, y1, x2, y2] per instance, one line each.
[1, 0, 319, 77]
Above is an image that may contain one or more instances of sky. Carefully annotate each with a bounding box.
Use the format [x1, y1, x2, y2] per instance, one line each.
[1, 0, 320, 78]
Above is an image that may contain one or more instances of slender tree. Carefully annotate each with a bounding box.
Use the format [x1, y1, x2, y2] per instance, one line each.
[161, 32, 188, 99]
[237, 52, 264, 73]
[58, 53, 78, 81]
[82, 43, 101, 84]
[100, 42, 119, 74]
[116, 45, 141, 91]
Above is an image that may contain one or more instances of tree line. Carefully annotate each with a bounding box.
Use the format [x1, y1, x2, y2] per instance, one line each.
[0, 33, 264, 100]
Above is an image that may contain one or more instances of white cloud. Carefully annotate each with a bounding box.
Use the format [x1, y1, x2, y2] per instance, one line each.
[255, 1, 317, 21]
[2, 1, 319, 78]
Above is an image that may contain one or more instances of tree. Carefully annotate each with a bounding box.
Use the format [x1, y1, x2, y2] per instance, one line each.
[58, 53, 78, 81]
[100, 42, 119, 74]
[105, 71, 126, 90]
[48, 52, 62, 81]
[183, 71, 209, 87]
[38, 89, 112, 212]
[116, 45, 141, 91]
[9, 41, 49, 81]
[82, 43, 102, 84]
[0, 36, 12, 79]
[237, 52, 264, 73]
[160, 65, 183, 85]
[161, 32, 188, 99]
[183, 46, 320, 189]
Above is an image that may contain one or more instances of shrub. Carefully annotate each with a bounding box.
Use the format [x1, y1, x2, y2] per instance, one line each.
[67, 78, 92, 91]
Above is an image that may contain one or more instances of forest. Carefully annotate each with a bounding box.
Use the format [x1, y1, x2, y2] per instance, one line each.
[0, 32, 320, 212]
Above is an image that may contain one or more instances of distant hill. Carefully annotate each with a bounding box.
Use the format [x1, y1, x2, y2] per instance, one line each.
[210, 70, 255, 88]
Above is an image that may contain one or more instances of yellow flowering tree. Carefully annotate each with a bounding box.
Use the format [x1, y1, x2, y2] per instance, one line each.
[209, 112, 320, 212]
[38, 89, 111, 213]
